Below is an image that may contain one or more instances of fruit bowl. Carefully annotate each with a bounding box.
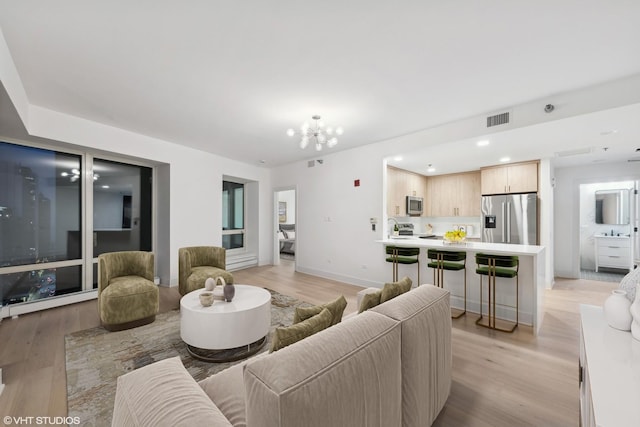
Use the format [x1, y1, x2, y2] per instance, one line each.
[443, 230, 466, 244]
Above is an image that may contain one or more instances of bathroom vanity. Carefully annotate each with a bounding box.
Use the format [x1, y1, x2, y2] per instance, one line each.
[594, 235, 632, 272]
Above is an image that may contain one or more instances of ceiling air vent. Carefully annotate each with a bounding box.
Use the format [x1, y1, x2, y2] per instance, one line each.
[486, 112, 510, 128]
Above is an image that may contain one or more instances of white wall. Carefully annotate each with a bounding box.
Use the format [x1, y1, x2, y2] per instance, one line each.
[272, 145, 387, 287]
[554, 162, 640, 278]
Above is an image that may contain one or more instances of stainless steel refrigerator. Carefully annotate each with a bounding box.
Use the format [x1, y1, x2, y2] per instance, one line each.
[481, 193, 538, 245]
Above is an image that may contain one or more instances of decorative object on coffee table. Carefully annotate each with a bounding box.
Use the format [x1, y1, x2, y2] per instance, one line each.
[204, 277, 215, 291]
[221, 276, 235, 302]
[199, 292, 214, 307]
[212, 278, 224, 300]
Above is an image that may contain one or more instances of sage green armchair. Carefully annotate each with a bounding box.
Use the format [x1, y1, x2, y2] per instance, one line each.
[179, 246, 234, 296]
[98, 251, 159, 331]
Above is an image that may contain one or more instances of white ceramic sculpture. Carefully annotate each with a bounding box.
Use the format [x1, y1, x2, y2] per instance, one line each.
[603, 289, 632, 331]
[630, 283, 640, 341]
[204, 277, 215, 291]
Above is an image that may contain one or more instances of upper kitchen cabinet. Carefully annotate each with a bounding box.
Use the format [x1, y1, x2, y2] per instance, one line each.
[387, 166, 428, 216]
[480, 161, 538, 195]
[428, 171, 481, 217]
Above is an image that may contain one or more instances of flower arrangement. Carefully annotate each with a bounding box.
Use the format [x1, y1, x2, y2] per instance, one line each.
[444, 229, 466, 243]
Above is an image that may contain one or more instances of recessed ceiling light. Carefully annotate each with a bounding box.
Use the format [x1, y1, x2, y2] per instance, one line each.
[101, 185, 110, 189]
[476, 140, 490, 147]
[426, 164, 435, 173]
[600, 130, 618, 136]
[499, 157, 511, 163]
[393, 156, 403, 161]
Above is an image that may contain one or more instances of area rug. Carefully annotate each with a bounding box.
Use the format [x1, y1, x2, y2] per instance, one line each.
[65, 289, 311, 427]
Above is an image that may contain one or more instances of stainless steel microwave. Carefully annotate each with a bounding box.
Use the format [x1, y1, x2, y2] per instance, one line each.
[406, 196, 423, 216]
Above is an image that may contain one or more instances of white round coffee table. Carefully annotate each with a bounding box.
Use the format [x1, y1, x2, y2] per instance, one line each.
[180, 285, 271, 362]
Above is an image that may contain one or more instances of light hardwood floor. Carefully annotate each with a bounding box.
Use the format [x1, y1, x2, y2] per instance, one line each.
[0, 260, 616, 426]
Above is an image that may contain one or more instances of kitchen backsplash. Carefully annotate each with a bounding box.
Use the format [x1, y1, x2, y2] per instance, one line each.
[392, 216, 481, 238]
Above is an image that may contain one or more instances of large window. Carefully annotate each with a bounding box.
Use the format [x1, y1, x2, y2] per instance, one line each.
[0, 142, 82, 304]
[0, 140, 154, 309]
[91, 158, 153, 287]
[222, 181, 245, 250]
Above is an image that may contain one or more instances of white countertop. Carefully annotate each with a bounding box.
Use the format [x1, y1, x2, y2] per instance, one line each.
[580, 304, 640, 426]
[377, 237, 544, 256]
[593, 235, 630, 239]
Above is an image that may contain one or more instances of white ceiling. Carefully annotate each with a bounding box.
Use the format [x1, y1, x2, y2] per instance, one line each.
[1, 1, 640, 170]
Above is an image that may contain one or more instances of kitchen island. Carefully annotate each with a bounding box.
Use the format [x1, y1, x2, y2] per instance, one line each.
[377, 237, 546, 334]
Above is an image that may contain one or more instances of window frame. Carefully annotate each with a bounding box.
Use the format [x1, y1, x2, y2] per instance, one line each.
[222, 180, 246, 252]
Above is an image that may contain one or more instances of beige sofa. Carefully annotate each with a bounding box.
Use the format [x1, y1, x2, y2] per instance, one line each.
[112, 285, 452, 427]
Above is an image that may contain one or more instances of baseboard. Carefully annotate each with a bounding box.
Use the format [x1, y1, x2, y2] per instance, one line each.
[295, 266, 378, 289]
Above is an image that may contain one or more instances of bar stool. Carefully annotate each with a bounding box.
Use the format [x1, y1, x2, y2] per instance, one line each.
[475, 253, 519, 332]
[385, 246, 420, 284]
[427, 249, 466, 318]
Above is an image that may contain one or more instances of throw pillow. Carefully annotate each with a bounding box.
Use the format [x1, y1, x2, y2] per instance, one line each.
[358, 289, 382, 313]
[396, 276, 413, 294]
[380, 276, 413, 303]
[293, 295, 348, 326]
[270, 307, 333, 352]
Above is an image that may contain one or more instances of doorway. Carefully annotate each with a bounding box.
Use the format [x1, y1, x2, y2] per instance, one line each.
[578, 180, 635, 282]
[274, 188, 296, 267]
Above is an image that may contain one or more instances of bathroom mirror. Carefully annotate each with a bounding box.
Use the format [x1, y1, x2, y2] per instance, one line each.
[595, 189, 630, 225]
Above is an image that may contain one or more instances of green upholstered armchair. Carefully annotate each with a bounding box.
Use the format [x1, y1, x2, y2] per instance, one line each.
[178, 246, 234, 296]
[98, 251, 159, 331]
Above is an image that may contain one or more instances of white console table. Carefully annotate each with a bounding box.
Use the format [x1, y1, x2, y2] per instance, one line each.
[579, 304, 640, 426]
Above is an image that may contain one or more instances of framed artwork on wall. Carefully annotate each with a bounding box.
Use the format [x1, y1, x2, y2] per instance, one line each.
[279, 201, 287, 223]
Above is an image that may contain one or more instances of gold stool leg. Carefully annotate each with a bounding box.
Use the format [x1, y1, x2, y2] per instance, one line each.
[475, 270, 486, 327]
[392, 248, 398, 282]
[491, 258, 518, 333]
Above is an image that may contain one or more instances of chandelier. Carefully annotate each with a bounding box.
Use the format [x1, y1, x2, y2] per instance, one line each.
[287, 115, 344, 151]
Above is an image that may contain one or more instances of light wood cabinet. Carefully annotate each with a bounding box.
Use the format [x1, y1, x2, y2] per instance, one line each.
[387, 166, 428, 217]
[481, 161, 538, 195]
[428, 171, 481, 217]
